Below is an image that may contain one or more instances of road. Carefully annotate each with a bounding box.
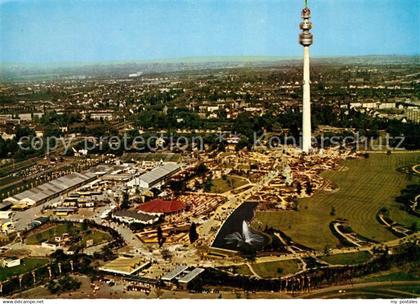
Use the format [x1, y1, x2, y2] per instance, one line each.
[302, 280, 420, 298]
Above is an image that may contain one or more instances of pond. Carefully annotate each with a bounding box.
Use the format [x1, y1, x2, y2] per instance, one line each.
[212, 201, 268, 251]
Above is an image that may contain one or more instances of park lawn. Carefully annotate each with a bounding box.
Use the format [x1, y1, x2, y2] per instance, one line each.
[363, 271, 420, 283]
[80, 229, 112, 246]
[0, 258, 49, 281]
[210, 175, 248, 193]
[230, 265, 253, 276]
[253, 153, 420, 251]
[321, 251, 372, 265]
[26, 224, 72, 245]
[359, 260, 420, 283]
[26, 223, 111, 247]
[250, 259, 301, 278]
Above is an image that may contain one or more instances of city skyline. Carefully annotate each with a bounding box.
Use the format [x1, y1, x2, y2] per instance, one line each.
[0, 0, 419, 64]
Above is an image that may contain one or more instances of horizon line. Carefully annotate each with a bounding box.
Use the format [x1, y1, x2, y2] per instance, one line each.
[1, 54, 419, 68]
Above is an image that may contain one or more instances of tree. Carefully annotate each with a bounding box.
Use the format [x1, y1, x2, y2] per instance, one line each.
[189, 222, 199, 244]
[157, 226, 163, 247]
[330, 206, 336, 216]
[160, 248, 172, 260]
[101, 245, 116, 261]
[196, 163, 208, 176]
[120, 191, 130, 209]
[50, 249, 66, 261]
[15, 126, 35, 141]
[81, 220, 88, 232]
[305, 182, 313, 196]
[47, 275, 81, 294]
[296, 182, 302, 195]
[204, 177, 213, 192]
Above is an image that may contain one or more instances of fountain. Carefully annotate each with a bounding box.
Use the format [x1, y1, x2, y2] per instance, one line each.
[224, 220, 265, 249]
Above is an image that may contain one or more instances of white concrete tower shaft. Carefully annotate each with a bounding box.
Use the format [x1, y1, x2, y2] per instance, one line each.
[302, 46, 311, 153]
[299, 3, 313, 153]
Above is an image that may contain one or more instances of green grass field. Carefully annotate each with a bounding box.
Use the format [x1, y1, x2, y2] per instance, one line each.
[229, 259, 301, 278]
[0, 258, 49, 281]
[363, 272, 420, 283]
[251, 259, 301, 278]
[210, 175, 248, 193]
[321, 251, 372, 265]
[253, 153, 420, 250]
[230, 265, 253, 276]
[26, 223, 112, 247]
[358, 261, 420, 283]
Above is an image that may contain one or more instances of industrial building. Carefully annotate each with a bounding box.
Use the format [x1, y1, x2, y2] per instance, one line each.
[99, 256, 151, 276]
[161, 265, 189, 284]
[127, 162, 181, 189]
[161, 266, 205, 290]
[3, 172, 97, 207]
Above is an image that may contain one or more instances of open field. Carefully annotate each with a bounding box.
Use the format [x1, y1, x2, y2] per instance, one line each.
[250, 259, 301, 278]
[356, 261, 420, 283]
[321, 251, 372, 265]
[210, 175, 248, 193]
[230, 265, 253, 276]
[363, 271, 420, 283]
[0, 258, 49, 281]
[224, 259, 301, 278]
[254, 153, 420, 250]
[25, 223, 112, 247]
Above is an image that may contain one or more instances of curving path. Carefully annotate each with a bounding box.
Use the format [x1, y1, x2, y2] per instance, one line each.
[302, 281, 420, 299]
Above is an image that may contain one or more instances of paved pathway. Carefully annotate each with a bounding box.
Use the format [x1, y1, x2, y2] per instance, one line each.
[301, 280, 420, 298]
[246, 262, 261, 278]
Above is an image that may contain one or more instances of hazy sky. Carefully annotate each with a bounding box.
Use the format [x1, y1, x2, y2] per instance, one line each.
[0, 0, 418, 63]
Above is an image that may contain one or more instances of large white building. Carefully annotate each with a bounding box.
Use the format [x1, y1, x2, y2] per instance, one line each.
[4, 172, 97, 207]
[127, 162, 181, 189]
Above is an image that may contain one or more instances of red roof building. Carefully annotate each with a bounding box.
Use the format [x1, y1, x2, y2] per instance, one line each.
[138, 199, 185, 214]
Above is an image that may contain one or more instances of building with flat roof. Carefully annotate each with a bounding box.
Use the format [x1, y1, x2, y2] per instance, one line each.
[127, 162, 181, 189]
[99, 256, 151, 276]
[161, 265, 189, 282]
[1, 257, 21, 268]
[0, 202, 12, 211]
[160, 266, 205, 290]
[3, 172, 97, 207]
[0, 211, 12, 219]
[31, 216, 49, 228]
[178, 268, 205, 289]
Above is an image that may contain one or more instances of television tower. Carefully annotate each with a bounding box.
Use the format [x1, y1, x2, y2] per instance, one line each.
[299, 0, 313, 153]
